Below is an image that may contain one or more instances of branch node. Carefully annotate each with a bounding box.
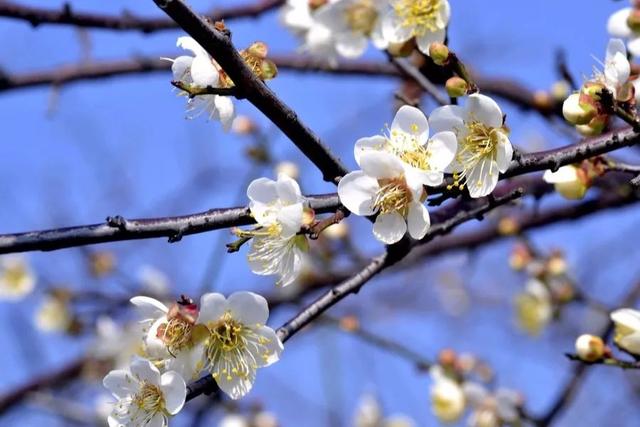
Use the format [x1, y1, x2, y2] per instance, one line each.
[105, 215, 128, 231]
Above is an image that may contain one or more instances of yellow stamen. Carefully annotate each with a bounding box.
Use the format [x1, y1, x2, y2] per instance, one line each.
[344, 0, 378, 35]
[373, 178, 413, 216]
[393, 0, 443, 36]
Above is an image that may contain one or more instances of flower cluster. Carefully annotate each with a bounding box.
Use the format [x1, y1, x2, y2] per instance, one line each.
[103, 292, 283, 425]
[562, 39, 640, 135]
[280, 0, 450, 63]
[428, 350, 523, 426]
[168, 36, 277, 130]
[509, 243, 576, 336]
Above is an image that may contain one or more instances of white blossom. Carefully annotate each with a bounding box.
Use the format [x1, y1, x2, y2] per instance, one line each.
[514, 279, 552, 336]
[244, 174, 307, 287]
[381, 0, 450, 55]
[34, 295, 72, 333]
[608, 4, 640, 57]
[197, 292, 283, 399]
[91, 316, 145, 369]
[0, 255, 35, 300]
[463, 382, 521, 427]
[543, 165, 589, 200]
[430, 94, 513, 198]
[611, 308, 640, 355]
[167, 36, 235, 130]
[137, 265, 171, 296]
[429, 366, 465, 423]
[103, 358, 186, 427]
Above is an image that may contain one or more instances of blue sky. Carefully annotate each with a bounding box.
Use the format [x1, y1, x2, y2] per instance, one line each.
[1, 0, 640, 426]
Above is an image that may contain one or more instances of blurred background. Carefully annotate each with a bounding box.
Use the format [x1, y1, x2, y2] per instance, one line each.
[1, 0, 640, 425]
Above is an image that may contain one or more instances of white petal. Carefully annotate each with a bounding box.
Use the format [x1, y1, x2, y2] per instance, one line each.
[406, 202, 430, 240]
[336, 33, 368, 59]
[165, 345, 206, 381]
[543, 165, 577, 184]
[103, 370, 139, 399]
[611, 308, 640, 331]
[607, 8, 633, 37]
[177, 36, 207, 57]
[462, 382, 488, 407]
[391, 105, 430, 145]
[404, 165, 442, 188]
[620, 331, 640, 354]
[439, 0, 451, 26]
[146, 412, 166, 427]
[359, 151, 405, 179]
[605, 39, 631, 87]
[465, 94, 504, 128]
[276, 203, 304, 238]
[381, 10, 413, 44]
[215, 367, 256, 399]
[466, 158, 499, 198]
[277, 243, 303, 287]
[426, 131, 457, 171]
[213, 95, 235, 130]
[416, 28, 446, 55]
[227, 292, 269, 325]
[130, 358, 161, 385]
[247, 177, 278, 205]
[275, 173, 302, 204]
[428, 105, 465, 134]
[190, 55, 219, 88]
[171, 56, 194, 81]
[628, 37, 640, 57]
[354, 135, 388, 167]
[160, 371, 187, 415]
[370, 18, 388, 49]
[252, 325, 284, 367]
[130, 296, 168, 322]
[198, 293, 227, 324]
[495, 132, 513, 173]
[145, 317, 171, 359]
[372, 212, 407, 244]
[337, 171, 378, 216]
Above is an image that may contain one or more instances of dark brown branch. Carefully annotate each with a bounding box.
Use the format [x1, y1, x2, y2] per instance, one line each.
[0, 0, 283, 33]
[152, 0, 348, 184]
[171, 80, 240, 97]
[387, 54, 449, 106]
[0, 194, 340, 254]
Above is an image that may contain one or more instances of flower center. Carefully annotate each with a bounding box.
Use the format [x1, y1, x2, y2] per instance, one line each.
[344, 0, 378, 35]
[157, 317, 195, 356]
[373, 177, 413, 216]
[450, 121, 504, 190]
[205, 312, 274, 381]
[3, 264, 28, 289]
[133, 382, 165, 414]
[388, 128, 432, 170]
[393, 0, 442, 36]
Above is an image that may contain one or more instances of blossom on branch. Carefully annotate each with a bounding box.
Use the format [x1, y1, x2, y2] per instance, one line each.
[103, 358, 186, 427]
[239, 174, 308, 287]
[429, 366, 465, 423]
[608, 2, 640, 57]
[463, 382, 522, 427]
[381, 0, 450, 56]
[0, 254, 35, 300]
[611, 308, 640, 355]
[430, 94, 513, 198]
[197, 292, 283, 399]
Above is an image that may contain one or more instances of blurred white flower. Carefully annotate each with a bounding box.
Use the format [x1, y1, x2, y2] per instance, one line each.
[353, 393, 383, 427]
[243, 174, 307, 287]
[429, 366, 465, 423]
[253, 411, 279, 427]
[219, 413, 250, 427]
[382, 0, 450, 55]
[137, 265, 171, 296]
[430, 94, 512, 198]
[198, 292, 283, 399]
[611, 308, 640, 355]
[608, 4, 640, 57]
[103, 358, 186, 427]
[0, 255, 35, 300]
[275, 161, 300, 180]
[168, 36, 235, 130]
[463, 382, 521, 427]
[543, 165, 589, 200]
[514, 279, 552, 336]
[91, 316, 145, 369]
[34, 295, 72, 333]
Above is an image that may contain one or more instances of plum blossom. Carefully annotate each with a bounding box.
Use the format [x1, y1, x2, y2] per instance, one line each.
[611, 308, 640, 355]
[514, 279, 552, 336]
[430, 94, 513, 198]
[168, 36, 235, 129]
[608, 3, 640, 57]
[130, 296, 207, 381]
[429, 366, 465, 423]
[382, 0, 450, 55]
[463, 382, 522, 427]
[103, 358, 186, 427]
[197, 292, 283, 399]
[543, 165, 589, 200]
[241, 174, 307, 287]
[0, 255, 35, 300]
[339, 106, 456, 244]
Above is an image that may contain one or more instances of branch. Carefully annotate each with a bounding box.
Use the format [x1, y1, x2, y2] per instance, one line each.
[0, 194, 340, 254]
[0, 0, 283, 33]
[152, 0, 348, 183]
[387, 54, 449, 106]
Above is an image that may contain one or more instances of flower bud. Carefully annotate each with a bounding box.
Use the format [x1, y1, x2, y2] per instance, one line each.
[260, 59, 278, 80]
[246, 41, 268, 59]
[533, 91, 554, 111]
[562, 93, 596, 125]
[231, 115, 258, 135]
[88, 251, 116, 277]
[498, 216, 520, 236]
[575, 334, 605, 362]
[445, 77, 468, 98]
[543, 165, 590, 200]
[339, 314, 359, 331]
[429, 42, 450, 65]
[628, 9, 640, 33]
[551, 80, 570, 102]
[546, 250, 567, 275]
[275, 161, 300, 180]
[323, 221, 349, 240]
[576, 115, 607, 137]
